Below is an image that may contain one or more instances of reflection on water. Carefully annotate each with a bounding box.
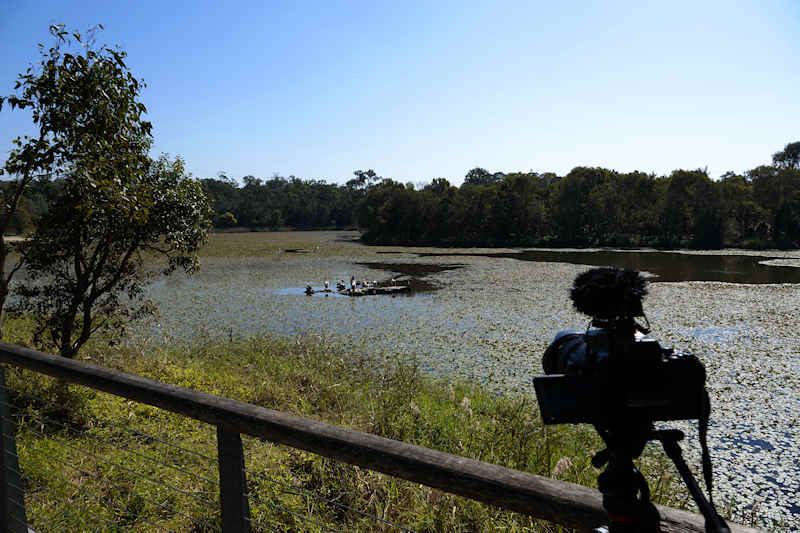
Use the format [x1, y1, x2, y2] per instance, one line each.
[419, 250, 800, 284]
[275, 288, 349, 297]
[355, 262, 464, 292]
[689, 327, 743, 343]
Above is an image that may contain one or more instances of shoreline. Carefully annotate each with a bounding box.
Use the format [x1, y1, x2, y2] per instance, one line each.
[126, 231, 800, 530]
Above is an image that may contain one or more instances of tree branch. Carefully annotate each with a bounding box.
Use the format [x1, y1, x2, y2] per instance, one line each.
[5, 257, 25, 286]
[92, 235, 141, 300]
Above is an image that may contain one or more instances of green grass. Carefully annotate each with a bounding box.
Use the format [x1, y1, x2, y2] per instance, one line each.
[2, 319, 688, 532]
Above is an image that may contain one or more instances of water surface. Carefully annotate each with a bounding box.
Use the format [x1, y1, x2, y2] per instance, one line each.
[132, 239, 800, 529]
[419, 250, 800, 284]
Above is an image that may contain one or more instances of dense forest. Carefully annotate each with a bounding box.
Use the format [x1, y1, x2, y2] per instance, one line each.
[6, 142, 800, 249]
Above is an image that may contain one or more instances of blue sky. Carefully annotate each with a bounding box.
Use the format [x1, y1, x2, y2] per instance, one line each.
[1, 0, 798, 185]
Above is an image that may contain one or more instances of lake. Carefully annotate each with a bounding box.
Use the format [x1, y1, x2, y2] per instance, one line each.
[418, 249, 800, 284]
[132, 232, 800, 530]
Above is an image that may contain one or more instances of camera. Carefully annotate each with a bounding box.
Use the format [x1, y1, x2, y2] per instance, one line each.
[533, 267, 707, 426]
[532, 268, 730, 532]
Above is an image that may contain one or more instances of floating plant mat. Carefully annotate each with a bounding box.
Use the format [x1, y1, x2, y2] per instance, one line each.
[129, 240, 800, 530]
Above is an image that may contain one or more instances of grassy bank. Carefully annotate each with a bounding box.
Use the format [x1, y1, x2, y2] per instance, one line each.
[2, 319, 688, 533]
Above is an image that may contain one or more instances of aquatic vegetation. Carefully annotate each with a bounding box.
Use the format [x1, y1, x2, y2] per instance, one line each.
[124, 231, 800, 530]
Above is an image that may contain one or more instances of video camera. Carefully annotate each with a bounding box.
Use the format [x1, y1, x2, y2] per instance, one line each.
[534, 267, 706, 426]
[533, 267, 729, 533]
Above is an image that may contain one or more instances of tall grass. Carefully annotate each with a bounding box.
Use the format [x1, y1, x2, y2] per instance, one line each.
[2, 318, 687, 532]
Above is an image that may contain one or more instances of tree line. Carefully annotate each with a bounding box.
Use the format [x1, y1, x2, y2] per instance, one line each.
[191, 145, 799, 249]
[200, 173, 360, 229]
[13, 143, 800, 250]
[356, 147, 800, 249]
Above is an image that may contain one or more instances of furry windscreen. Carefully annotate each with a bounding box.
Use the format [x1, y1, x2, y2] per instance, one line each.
[569, 267, 648, 319]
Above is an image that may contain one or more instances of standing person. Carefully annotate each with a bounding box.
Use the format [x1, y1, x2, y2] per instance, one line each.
[350, 276, 356, 292]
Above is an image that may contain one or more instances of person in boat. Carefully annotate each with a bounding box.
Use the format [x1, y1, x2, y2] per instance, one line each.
[336, 280, 346, 291]
[304, 285, 313, 295]
[324, 280, 330, 291]
[350, 276, 356, 292]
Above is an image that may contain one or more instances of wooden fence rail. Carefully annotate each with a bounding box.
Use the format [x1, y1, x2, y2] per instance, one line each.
[0, 342, 762, 533]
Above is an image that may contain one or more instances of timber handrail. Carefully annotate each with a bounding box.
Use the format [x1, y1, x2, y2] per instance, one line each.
[0, 342, 762, 532]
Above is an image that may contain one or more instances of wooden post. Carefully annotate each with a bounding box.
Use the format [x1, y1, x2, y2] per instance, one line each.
[217, 426, 251, 533]
[0, 366, 27, 533]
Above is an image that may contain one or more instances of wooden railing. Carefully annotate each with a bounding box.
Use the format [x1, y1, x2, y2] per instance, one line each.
[0, 342, 762, 533]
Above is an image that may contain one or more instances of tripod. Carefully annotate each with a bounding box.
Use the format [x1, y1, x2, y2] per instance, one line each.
[591, 424, 731, 533]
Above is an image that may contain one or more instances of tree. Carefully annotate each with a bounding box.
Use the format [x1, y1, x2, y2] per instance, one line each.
[553, 167, 611, 244]
[772, 141, 800, 169]
[0, 24, 152, 337]
[463, 167, 501, 187]
[13, 155, 212, 358]
[424, 178, 452, 195]
[201, 174, 241, 222]
[217, 211, 238, 227]
[749, 163, 800, 245]
[346, 169, 379, 190]
[660, 169, 722, 247]
[774, 193, 800, 248]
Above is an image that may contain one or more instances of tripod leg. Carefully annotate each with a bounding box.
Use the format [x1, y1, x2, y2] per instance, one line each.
[657, 435, 730, 533]
[593, 424, 661, 532]
[597, 458, 661, 532]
